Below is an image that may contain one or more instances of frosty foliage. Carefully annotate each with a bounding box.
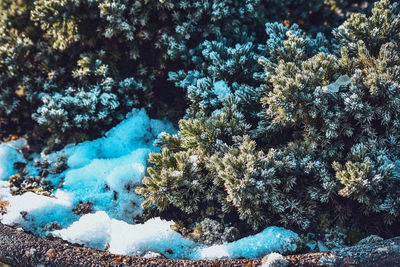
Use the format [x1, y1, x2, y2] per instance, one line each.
[138, 21, 335, 232]
[137, 0, 400, 238]
[0, 0, 370, 147]
[191, 218, 240, 246]
[32, 56, 144, 145]
[1, 0, 396, 249]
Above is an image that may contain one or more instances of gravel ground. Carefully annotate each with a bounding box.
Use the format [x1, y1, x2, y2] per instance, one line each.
[1, 222, 400, 267]
[0, 223, 261, 267]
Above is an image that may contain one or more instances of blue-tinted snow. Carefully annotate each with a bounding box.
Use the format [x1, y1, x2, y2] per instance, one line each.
[53, 108, 175, 222]
[196, 226, 300, 259]
[0, 139, 26, 180]
[53, 211, 300, 259]
[0, 108, 175, 233]
[0, 108, 300, 259]
[213, 80, 231, 101]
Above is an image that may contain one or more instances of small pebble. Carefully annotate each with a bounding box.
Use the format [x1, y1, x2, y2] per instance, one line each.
[45, 248, 57, 258]
[261, 253, 289, 267]
[142, 251, 166, 259]
[375, 247, 389, 253]
[25, 248, 36, 257]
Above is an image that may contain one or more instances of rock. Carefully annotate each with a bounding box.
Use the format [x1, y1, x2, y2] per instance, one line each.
[111, 257, 122, 262]
[375, 246, 389, 253]
[142, 251, 166, 259]
[45, 248, 56, 258]
[261, 253, 289, 267]
[24, 248, 36, 257]
[9, 174, 23, 188]
[62, 249, 72, 255]
[343, 257, 355, 265]
[357, 235, 384, 245]
[41, 222, 62, 232]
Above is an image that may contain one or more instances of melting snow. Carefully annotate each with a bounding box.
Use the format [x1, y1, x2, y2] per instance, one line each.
[53, 211, 300, 259]
[0, 108, 301, 259]
[0, 108, 174, 233]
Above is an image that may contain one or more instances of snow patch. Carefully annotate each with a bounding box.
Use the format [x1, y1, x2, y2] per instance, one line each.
[109, 217, 196, 259]
[53, 211, 300, 260]
[53, 211, 197, 259]
[50, 108, 175, 222]
[0, 109, 302, 260]
[323, 75, 351, 94]
[53, 211, 112, 249]
[213, 80, 231, 101]
[0, 109, 174, 234]
[0, 140, 26, 180]
[0, 180, 12, 199]
[0, 182, 74, 233]
[197, 227, 300, 259]
[199, 244, 230, 259]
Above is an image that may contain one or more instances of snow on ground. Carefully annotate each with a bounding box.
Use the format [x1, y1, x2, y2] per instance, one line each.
[0, 108, 174, 233]
[0, 139, 26, 180]
[0, 187, 75, 233]
[53, 211, 197, 259]
[44, 108, 176, 223]
[53, 211, 300, 259]
[0, 146, 76, 233]
[49, 108, 175, 221]
[0, 181, 12, 200]
[197, 227, 300, 259]
[0, 108, 301, 259]
[52, 211, 112, 250]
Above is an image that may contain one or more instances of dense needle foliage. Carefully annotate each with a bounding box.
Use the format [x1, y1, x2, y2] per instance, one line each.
[2, 0, 399, 245]
[137, 0, 400, 239]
